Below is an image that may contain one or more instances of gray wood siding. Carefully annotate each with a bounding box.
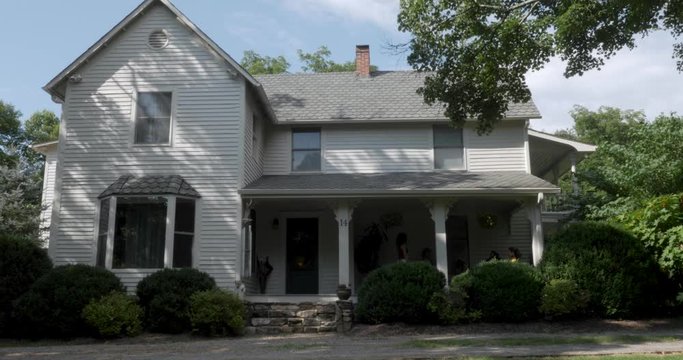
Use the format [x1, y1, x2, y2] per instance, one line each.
[324, 124, 432, 173]
[243, 92, 265, 186]
[40, 150, 58, 246]
[466, 121, 527, 172]
[262, 124, 290, 175]
[53, 4, 244, 289]
[262, 122, 528, 175]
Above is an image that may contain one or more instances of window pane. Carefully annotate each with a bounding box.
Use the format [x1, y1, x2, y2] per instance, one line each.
[292, 150, 321, 171]
[173, 234, 193, 268]
[434, 126, 463, 147]
[138, 93, 171, 118]
[175, 198, 195, 233]
[135, 92, 172, 144]
[113, 197, 167, 269]
[96, 198, 110, 268]
[292, 130, 320, 150]
[435, 148, 464, 169]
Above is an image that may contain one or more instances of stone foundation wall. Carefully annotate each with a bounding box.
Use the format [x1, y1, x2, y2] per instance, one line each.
[245, 301, 353, 334]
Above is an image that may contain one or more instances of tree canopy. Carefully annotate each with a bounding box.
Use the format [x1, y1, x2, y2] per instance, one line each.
[239, 50, 290, 75]
[240, 46, 377, 75]
[298, 46, 378, 73]
[398, 0, 683, 134]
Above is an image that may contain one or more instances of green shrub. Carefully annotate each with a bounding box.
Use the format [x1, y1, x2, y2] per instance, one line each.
[540, 221, 667, 318]
[466, 261, 544, 322]
[190, 289, 245, 336]
[82, 291, 143, 338]
[0, 235, 52, 335]
[539, 279, 589, 319]
[355, 261, 445, 324]
[427, 271, 483, 325]
[12, 264, 124, 338]
[137, 268, 216, 333]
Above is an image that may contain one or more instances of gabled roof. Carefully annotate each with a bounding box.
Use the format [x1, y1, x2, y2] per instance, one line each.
[42, 0, 276, 122]
[240, 171, 558, 198]
[99, 175, 201, 199]
[255, 71, 541, 123]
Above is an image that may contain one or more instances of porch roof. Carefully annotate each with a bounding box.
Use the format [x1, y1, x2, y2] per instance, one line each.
[240, 171, 559, 198]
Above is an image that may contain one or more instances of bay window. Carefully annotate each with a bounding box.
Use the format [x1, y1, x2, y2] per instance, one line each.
[95, 195, 197, 269]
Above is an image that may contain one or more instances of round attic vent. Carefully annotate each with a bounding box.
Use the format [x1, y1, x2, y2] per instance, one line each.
[148, 30, 169, 49]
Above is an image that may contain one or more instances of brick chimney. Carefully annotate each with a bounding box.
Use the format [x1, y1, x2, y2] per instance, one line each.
[355, 45, 370, 77]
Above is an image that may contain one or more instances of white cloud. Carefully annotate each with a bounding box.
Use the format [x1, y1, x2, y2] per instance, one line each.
[281, 0, 400, 32]
[528, 31, 683, 132]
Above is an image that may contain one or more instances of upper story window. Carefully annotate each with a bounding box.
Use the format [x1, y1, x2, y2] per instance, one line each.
[433, 125, 464, 170]
[292, 129, 321, 172]
[135, 92, 172, 144]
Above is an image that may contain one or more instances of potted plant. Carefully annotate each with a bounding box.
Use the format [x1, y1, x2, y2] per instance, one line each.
[336, 284, 352, 300]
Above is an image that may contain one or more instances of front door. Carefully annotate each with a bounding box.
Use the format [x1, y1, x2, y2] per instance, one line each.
[446, 215, 469, 279]
[286, 218, 319, 294]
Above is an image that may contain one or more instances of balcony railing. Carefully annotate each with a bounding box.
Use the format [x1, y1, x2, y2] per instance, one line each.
[542, 192, 578, 213]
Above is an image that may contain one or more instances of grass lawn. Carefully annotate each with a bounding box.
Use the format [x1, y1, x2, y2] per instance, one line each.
[407, 335, 682, 349]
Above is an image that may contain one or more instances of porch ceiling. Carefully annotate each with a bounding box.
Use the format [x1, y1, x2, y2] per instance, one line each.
[240, 171, 559, 198]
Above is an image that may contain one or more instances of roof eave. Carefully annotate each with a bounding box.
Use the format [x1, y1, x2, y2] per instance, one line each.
[239, 187, 560, 198]
[528, 129, 597, 153]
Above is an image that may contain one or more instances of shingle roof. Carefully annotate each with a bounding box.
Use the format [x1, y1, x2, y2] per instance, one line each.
[255, 71, 541, 122]
[99, 175, 201, 198]
[240, 171, 558, 197]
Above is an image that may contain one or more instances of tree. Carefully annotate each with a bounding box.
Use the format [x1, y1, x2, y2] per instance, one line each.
[0, 101, 22, 168]
[24, 110, 59, 144]
[22, 110, 60, 175]
[298, 46, 378, 73]
[0, 166, 43, 240]
[580, 114, 683, 199]
[398, 0, 683, 134]
[240, 50, 290, 75]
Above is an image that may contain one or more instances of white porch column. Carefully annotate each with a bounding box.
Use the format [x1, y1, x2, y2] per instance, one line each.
[334, 201, 355, 287]
[527, 193, 545, 266]
[570, 152, 579, 196]
[428, 200, 449, 283]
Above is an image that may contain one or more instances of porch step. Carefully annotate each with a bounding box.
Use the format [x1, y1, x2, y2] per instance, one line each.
[245, 301, 353, 334]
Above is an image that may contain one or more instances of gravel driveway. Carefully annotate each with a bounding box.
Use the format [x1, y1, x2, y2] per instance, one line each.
[2, 320, 683, 360]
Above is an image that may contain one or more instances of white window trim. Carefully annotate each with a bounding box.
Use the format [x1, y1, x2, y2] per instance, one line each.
[129, 88, 177, 148]
[432, 124, 467, 171]
[93, 195, 198, 270]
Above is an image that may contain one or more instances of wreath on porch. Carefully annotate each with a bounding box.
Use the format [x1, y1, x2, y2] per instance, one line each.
[478, 213, 497, 229]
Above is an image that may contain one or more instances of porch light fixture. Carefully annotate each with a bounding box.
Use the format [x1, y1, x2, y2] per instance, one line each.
[272, 218, 279, 230]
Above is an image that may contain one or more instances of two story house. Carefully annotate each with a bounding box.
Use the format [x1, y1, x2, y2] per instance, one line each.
[36, 0, 594, 303]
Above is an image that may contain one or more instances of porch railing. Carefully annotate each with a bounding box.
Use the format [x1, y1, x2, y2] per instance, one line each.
[542, 192, 578, 213]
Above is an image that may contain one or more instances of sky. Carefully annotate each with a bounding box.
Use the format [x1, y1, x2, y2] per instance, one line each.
[1, 0, 681, 132]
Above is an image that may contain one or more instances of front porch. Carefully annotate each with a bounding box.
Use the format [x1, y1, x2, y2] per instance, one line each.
[241, 195, 545, 300]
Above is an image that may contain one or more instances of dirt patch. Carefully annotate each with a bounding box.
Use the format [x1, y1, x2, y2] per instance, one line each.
[347, 317, 683, 338]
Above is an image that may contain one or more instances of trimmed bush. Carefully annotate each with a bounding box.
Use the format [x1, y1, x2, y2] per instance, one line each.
[82, 291, 143, 338]
[428, 271, 483, 325]
[540, 222, 666, 318]
[12, 264, 124, 338]
[467, 261, 544, 322]
[539, 279, 589, 319]
[137, 268, 216, 333]
[190, 289, 245, 336]
[0, 235, 52, 335]
[355, 261, 445, 324]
